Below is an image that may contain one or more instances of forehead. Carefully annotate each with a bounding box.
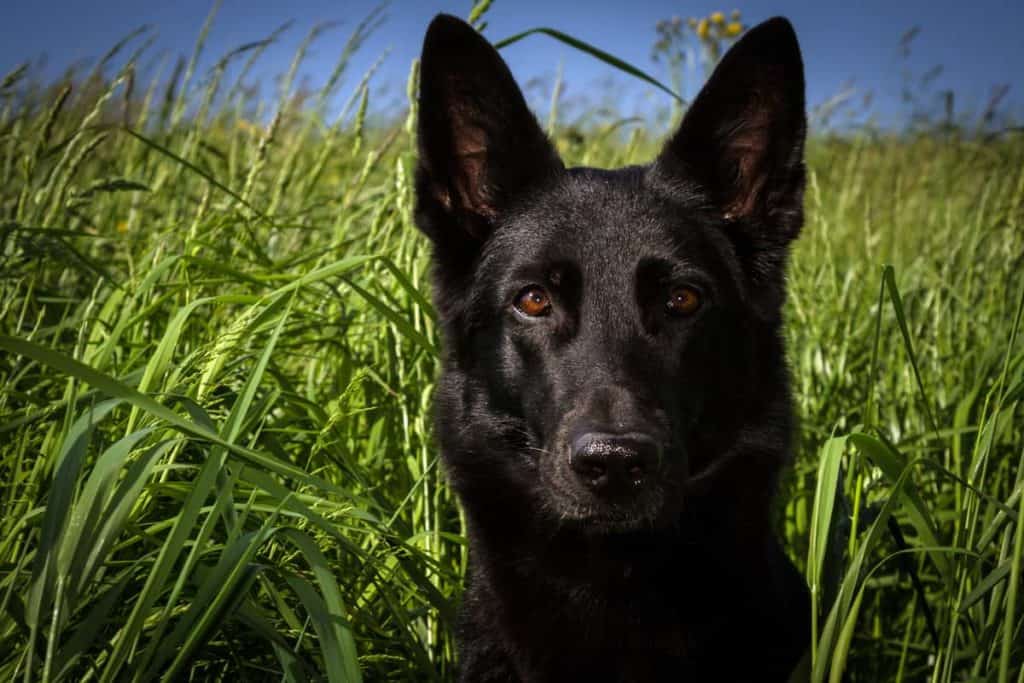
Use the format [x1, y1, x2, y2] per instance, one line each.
[485, 166, 725, 275]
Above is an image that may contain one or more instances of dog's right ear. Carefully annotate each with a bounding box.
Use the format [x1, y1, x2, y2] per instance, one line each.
[415, 14, 563, 272]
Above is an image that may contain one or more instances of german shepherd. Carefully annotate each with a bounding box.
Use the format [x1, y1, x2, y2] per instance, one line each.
[414, 14, 810, 682]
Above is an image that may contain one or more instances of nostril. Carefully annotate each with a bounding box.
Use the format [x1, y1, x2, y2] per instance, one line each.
[577, 459, 606, 480]
[626, 461, 645, 479]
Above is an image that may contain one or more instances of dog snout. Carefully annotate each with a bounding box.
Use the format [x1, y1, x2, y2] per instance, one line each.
[569, 432, 661, 496]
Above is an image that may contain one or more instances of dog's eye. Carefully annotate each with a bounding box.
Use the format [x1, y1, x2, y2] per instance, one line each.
[514, 285, 552, 317]
[666, 286, 702, 317]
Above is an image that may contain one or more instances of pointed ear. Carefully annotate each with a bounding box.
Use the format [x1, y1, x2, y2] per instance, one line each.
[415, 15, 563, 261]
[652, 17, 806, 245]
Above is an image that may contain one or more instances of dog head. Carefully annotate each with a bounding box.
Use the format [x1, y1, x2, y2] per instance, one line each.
[415, 15, 806, 535]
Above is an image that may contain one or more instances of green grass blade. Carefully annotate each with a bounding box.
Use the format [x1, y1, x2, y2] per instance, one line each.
[282, 529, 362, 683]
[494, 27, 683, 104]
[848, 432, 953, 588]
[0, 335, 350, 496]
[157, 527, 276, 680]
[808, 435, 845, 668]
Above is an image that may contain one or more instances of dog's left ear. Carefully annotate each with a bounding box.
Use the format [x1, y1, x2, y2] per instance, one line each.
[651, 17, 806, 247]
[415, 15, 563, 268]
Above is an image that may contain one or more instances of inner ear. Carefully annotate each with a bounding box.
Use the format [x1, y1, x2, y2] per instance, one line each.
[718, 82, 791, 220]
[448, 113, 491, 217]
[652, 17, 806, 240]
[416, 14, 563, 249]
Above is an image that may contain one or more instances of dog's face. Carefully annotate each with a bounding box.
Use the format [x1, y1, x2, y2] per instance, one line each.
[415, 15, 806, 534]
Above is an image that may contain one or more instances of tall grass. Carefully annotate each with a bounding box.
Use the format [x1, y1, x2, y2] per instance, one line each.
[0, 7, 1022, 681]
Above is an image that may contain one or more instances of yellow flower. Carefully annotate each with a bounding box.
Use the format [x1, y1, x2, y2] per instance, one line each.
[725, 21, 743, 37]
[710, 11, 725, 25]
[116, 220, 129, 233]
[696, 18, 710, 39]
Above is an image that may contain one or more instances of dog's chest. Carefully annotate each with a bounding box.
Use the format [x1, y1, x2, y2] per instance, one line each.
[509, 581, 699, 680]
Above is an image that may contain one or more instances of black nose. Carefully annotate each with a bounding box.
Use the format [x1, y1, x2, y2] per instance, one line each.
[570, 433, 660, 495]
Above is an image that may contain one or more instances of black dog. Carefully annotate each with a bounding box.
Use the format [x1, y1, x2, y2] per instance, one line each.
[415, 14, 810, 682]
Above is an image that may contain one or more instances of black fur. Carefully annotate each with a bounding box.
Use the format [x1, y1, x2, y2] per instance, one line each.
[415, 14, 810, 682]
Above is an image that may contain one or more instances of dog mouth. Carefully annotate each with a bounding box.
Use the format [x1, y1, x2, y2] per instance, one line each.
[542, 477, 676, 533]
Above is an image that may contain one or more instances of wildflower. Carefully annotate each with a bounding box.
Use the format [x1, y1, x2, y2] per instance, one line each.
[725, 21, 743, 37]
[696, 18, 710, 39]
[116, 220, 129, 233]
[710, 11, 725, 25]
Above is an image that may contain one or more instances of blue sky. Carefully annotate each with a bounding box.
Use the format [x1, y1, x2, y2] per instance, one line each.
[2, 0, 1021, 130]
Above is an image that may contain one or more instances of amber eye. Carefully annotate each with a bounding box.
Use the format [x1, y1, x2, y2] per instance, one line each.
[514, 285, 552, 317]
[666, 286, 702, 317]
